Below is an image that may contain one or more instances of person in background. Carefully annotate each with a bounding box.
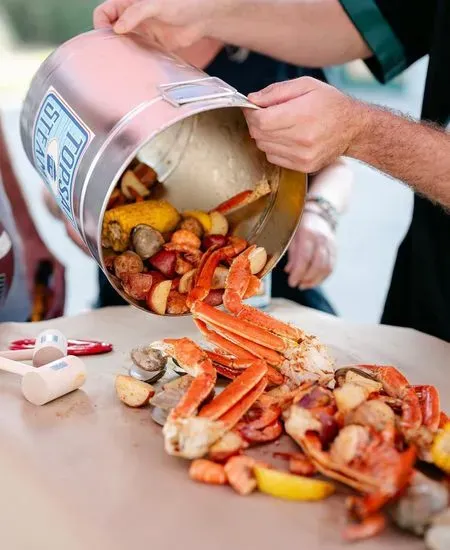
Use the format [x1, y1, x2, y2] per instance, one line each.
[0, 114, 65, 322]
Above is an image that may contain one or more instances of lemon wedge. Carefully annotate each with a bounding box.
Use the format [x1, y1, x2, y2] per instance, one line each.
[254, 466, 335, 501]
[431, 422, 450, 474]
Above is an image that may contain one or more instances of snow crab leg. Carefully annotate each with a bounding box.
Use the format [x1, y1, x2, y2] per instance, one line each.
[152, 338, 268, 459]
[189, 245, 334, 387]
[186, 237, 247, 307]
[205, 349, 285, 387]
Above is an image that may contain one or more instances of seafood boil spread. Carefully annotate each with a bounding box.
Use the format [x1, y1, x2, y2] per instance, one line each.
[107, 169, 450, 547]
[100, 157, 450, 549]
[10, 27, 450, 550]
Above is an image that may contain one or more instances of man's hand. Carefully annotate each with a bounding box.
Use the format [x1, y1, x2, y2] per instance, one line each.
[245, 77, 364, 174]
[93, 0, 232, 50]
[285, 211, 336, 290]
[247, 76, 450, 208]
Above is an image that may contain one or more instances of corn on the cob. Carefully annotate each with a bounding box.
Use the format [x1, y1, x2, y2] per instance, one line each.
[431, 422, 450, 474]
[102, 200, 180, 252]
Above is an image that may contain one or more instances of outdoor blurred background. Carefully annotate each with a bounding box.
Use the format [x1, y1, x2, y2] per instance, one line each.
[0, 1, 427, 322]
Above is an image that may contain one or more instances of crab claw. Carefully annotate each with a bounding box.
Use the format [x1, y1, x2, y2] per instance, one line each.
[163, 416, 226, 459]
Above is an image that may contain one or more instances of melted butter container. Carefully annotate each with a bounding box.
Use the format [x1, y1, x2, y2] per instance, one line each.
[20, 29, 307, 315]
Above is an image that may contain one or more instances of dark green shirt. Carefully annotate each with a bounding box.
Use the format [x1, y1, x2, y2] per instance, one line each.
[340, 0, 450, 341]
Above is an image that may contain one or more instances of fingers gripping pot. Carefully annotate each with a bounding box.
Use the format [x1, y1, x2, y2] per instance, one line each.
[20, 29, 307, 314]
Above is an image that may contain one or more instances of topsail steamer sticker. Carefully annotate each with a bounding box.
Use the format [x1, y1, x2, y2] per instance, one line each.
[32, 87, 94, 228]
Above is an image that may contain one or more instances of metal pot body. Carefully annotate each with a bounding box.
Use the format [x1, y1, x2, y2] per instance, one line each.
[20, 29, 307, 312]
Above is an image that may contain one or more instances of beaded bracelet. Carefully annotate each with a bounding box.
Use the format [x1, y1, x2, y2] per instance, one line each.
[304, 196, 339, 231]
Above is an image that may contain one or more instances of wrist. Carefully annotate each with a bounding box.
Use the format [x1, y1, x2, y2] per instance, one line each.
[345, 102, 376, 160]
[304, 196, 338, 231]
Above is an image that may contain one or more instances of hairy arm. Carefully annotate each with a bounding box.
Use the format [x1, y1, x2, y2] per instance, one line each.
[245, 77, 450, 209]
[208, 0, 371, 67]
[349, 106, 450, 207]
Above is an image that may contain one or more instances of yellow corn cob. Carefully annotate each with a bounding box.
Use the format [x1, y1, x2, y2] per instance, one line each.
[431, 422, 450, 474]
[102, 199, 180, 252]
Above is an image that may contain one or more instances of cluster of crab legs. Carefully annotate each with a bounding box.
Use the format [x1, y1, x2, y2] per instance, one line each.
[150, 236, 450, 542]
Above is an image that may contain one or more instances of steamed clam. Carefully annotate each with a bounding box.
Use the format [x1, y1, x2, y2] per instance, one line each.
[150, 375, 194, 426]
[388, 471, 448, 536]
[129, 345, 168, 382]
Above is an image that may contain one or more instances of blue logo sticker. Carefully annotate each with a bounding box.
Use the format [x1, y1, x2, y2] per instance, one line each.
[50, 360, 69, 372]
[40, 333, 60, 344]
[32, 88, 94, 227]
[46, 153, 57, 181]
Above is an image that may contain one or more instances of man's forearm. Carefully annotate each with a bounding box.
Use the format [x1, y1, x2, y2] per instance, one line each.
[209, 0, 370, 67]
[348, 105, 450, 207]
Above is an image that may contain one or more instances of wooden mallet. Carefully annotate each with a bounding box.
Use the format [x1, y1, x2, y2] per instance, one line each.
[0, 355, 87, 406]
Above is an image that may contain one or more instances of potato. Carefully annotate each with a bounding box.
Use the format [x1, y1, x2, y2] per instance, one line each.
[149, 250, 177, 278]
[146, 280, 172, 314]
[121, 170, 150, 200]
[249, 247, 268, 275]
[204, 289, 224, 306]
[179, 268, 197, 294]
[212, 266, 229, 289]
[202, 234, 227, 251]
[208, 211, 229, 236]
[115, 375, 155, 408]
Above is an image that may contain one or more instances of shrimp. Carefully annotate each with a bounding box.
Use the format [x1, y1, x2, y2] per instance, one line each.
[189, 459, 227, 485]
[170, 229, 201, 249]
[224, 455, 269, 496]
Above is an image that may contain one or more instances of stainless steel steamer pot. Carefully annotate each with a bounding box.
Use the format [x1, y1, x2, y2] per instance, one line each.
[20, 29, 307, 313]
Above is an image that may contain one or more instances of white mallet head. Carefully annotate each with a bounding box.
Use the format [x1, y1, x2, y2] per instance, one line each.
[32, 329, 68, 367]
[0, 329, 68, 367]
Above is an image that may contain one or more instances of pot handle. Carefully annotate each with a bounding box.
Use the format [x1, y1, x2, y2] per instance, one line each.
[159, 76, 246, 107]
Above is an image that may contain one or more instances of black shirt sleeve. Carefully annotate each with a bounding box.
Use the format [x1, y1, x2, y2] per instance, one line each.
[339, 0, 437, 83]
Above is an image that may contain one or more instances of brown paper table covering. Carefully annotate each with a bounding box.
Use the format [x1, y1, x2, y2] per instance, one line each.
[0, 298, 449, 550]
